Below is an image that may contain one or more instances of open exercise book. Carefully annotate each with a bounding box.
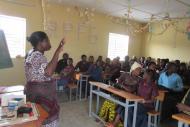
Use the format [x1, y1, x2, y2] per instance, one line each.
[0, 103, 39, 126]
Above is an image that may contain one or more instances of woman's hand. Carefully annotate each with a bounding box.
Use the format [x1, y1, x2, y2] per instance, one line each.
[45, 38, 66, 76]
[56, 38, 66, 53]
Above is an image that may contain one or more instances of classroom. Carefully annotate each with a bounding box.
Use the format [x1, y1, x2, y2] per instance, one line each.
[0, 0, 190, 127]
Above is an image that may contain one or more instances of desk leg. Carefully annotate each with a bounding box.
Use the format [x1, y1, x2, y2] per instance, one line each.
[132, 101, 138, 127]
[79, 78, 82, 101]
[184, 123, 188, 127]
[89, 84, 93, 117]
[96, 87, 100, 114]
[124, 100, 129, 127]
[85, 78, 88, 100]
[178, 121, 183, 127]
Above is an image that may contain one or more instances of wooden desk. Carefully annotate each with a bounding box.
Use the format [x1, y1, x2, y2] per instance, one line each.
[91, 82, 143, 101]
[0, 85, 24, 94]
[89, 81, 143, 127]
[172, 113, 190, 127]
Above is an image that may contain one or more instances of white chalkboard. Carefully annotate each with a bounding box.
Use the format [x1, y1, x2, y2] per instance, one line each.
[0, 30, 13, 69]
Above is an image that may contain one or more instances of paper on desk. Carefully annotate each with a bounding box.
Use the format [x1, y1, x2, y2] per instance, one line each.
[1, 94, 26, 107]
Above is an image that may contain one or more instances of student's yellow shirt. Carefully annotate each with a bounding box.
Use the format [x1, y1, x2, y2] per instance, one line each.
[182, 89, 190, 115]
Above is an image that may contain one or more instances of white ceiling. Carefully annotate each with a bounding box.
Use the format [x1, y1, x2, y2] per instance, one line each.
[49, 0, 190, 22]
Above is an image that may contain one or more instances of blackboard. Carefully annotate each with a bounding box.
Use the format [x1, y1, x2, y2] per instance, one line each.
[0, 30, 13, 69]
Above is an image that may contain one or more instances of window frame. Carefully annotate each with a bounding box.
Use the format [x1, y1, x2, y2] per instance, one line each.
[0, 14, 26, 58]
[107, 33, 129, 61]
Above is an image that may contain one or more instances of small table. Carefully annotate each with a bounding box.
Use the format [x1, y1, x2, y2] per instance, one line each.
[172, 113, 190, 127]
[11, 104, 48, 127]
[0, 86, 49, 127]
[89, 81, 143, 127]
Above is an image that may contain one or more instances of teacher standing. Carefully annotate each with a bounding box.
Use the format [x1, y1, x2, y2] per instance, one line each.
[24, 31, 65, 127]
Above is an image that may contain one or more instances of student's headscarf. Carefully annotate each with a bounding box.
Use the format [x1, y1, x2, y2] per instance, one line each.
[130, 62, 142, 73]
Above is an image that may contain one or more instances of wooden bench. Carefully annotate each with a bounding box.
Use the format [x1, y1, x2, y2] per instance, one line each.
[148, 90, 167, 127]
[75, 72, 90, 101]
[67, 83, 78, 102]
[172, 113, 190, 127]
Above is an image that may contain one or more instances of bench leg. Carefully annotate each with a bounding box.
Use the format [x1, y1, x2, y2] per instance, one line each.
[79, 79, 82, 101]
[124, 101, 129, 127]
[148, 115, 151, 127]
[178, 121, 183, 127]
[76, 88, 78, 100]
[154, 115, 158, 127]
[96, 87, 100, 114]
[89, 84, 93, 117]
[184, 123, 189, 127]
[85, 78, 88, 99]
[69, 88, 72, 102]
[132, 102, 138, 127]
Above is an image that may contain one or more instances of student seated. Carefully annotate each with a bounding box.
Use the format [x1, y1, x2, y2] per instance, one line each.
[129, 56, 137, 67]
[102, 58, 112, 82]
[177, 89, 190, 115]
[86, 61, 103, 82]
[156, 58, 161, 70]
[121, 56, 130, 72]
[55, 53, 69, 74]
[75, 54, 89, 72]
[127, 69, 158, 127]
[106, 62, 142, 127]
[103, 58, 111, 71]
[159, 59, 167, 72]
[57, 58, 75, 88]
[158, 62, 184, 121]
[144, 57, 152, 67]
[110, 58, 121, 83]
[158, 62, 183, 92]
[96, 55, 105, 67]
[175, 59, 181, 73]
[148, 62, 159, 82]
[139, 56, 145, 67]
[88, 56, 94, 67]
[178, 63, 190, 85]
[115, 69, 158, 127]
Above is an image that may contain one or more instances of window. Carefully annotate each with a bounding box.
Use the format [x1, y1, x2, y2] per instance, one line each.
[108, 33, 129, 61]
[0, 15, 26, 58]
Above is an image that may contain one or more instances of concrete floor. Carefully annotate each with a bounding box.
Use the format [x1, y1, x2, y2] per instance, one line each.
[59, 101, 101, 127]
[57, 92, 177, 127]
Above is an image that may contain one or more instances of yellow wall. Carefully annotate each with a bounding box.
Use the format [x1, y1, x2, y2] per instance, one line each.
[0, 0, 143, 85]
[143, 20, 190, 62]
[0, 0, 43, 85]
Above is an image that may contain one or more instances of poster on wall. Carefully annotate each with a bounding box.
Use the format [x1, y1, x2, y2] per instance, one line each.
[89, 25, 98, 44]
[45, 21, 57, 37]
[63, 22, 73, 33]
[77, 23, 89, 40]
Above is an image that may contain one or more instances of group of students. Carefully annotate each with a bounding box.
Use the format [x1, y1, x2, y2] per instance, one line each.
[24, 31, 190, 127]
[54, 53, 190, 127]
[55, 54, 121, 88]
